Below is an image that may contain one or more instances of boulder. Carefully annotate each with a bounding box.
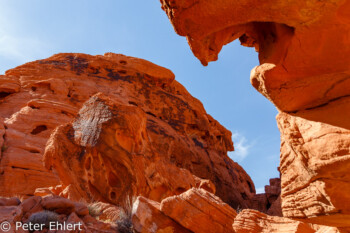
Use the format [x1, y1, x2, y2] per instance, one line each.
[41, 196, 76, 215]
[233, 209, 315, 233]
[0, 197, 21, 206]
[132, 196, 190, 233]
[160, 188, 236, 233]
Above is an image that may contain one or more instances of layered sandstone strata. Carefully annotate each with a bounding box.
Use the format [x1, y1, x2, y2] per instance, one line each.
[131, 188, 341, 233]
[232, 209, 342, 233]
[0, 53, 254, 208]
[160, 0, 350, 227]
[1, 191, 343, 233]
[160, 188, 237, 233]
[251, 178, 282, 216]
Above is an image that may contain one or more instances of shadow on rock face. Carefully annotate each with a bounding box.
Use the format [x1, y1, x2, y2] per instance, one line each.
[159, 0, 350, 227]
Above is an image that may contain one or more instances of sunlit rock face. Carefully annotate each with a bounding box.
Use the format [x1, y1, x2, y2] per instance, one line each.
[44, 93, 210, 205]
[0, 53, 254, 209]
[160, 0, 350, 227]
[232, 209, 344, 233]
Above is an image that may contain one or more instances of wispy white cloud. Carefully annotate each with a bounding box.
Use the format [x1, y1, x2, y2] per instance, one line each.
[0, 4, 50, 73]
[256, 187, 265, 194]
[0, 30, 48, 63]
[228, 131, 254, 162]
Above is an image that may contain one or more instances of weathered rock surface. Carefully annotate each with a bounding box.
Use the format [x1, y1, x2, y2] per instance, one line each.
[132, 196, 191, 233]
[278, 112, 350, 227]
[44, 93, 205, 205]
[160, 0, 350, 227]
[1, 193, 344, 233]
[232, 209, 343, 233]
[0, 53, 255, 206]
[160, 188, 237, 233]
[134, 190, 343, 233]
[0, 53, 254, 208]
[251, 178, 282, 216]
[0, 196, 116, 233]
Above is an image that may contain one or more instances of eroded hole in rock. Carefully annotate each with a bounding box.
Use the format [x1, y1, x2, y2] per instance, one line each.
[238, 22, 295, 63]
[28, 149, 40, 153]
[32, 83, 54, 94]
[128, 101, 138, 106]
[239, 34, 257, 48]
[117, 69, 127, 74]
[30, 125, 48, 135]
[187, 124, 199, 131]
[175, 187, 186, 195]
[0, 92, 12, 100]
[29, 105, 40, 109]
[67, 90, 72, 98]
[119, 60, 127, 65]
[110, 191, 116, 199]
[61, 110, 69, 116]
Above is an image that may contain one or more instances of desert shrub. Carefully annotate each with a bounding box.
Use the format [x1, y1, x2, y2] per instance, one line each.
[28, 210, 60, 229]
[235, 205, 243, 214]
[88, 203, 102, 218]
[115, 196, 136, 233]
[116, 210, 134, 233]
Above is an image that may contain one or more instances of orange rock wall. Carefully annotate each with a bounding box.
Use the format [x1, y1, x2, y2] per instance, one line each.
[0, 53, 254, 209]
[159, 0, 350, 227]
[251, 178, 282, 216]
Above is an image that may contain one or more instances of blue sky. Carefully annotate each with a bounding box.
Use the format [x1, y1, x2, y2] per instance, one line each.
[0, 0, 280, 193]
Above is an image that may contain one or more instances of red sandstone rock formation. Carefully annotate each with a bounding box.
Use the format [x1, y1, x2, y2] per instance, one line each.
[160, 188, 237, 233]
[130, 189, 341, 233]
[278, 112, 350, 227]
[233, 209, 315, 233]
[160, 0, 350, 228]
[233, 209, 342, 233]
[251, 178, 282, 216]
[5, 189, 334, 233]
[0, 53, 254, 209]
[0, 196, 116, 232]
[44, 93, 210, 204]
[132, 196, 191, 233]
